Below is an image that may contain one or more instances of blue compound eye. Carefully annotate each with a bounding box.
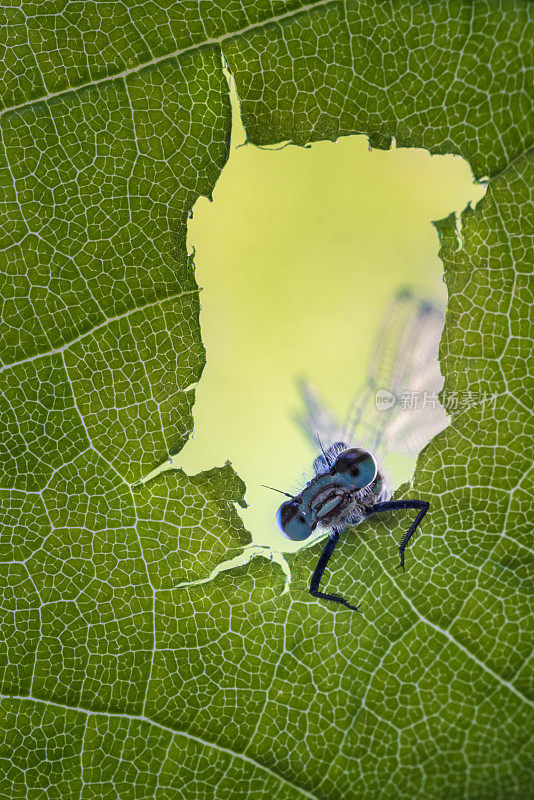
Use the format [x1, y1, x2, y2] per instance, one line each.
[332, 448, 377, 489]
[276, 499, 313, 541]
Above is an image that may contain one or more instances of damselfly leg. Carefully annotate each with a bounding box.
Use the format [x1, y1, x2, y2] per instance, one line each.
[365, 499, 430, 570]
[308, 500, 429, 611]
[309, 528, 362, 612]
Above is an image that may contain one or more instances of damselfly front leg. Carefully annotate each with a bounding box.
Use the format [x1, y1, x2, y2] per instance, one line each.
[308, 528, 362, 612]
[365, 499, 430, 570]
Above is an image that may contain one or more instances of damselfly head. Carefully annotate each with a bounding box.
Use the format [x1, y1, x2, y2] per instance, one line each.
[275, 446, 379, 540]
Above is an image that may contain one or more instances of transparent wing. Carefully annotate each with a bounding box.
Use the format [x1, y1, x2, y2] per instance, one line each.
[295, 287, 448, 459]
[294, 379, 346, 451]
[345, 288, 448, 457]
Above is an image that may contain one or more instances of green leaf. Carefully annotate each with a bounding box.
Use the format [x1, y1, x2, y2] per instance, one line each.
[0, 3, 532, 798]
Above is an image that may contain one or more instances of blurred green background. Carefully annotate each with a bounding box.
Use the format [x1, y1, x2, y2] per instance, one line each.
[178, 85, 485, 551]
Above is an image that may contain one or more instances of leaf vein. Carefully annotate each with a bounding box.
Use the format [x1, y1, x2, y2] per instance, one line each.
[362, 539, 533, 708]
[0, 693, 321, 800]
[0, 0, 337, 120]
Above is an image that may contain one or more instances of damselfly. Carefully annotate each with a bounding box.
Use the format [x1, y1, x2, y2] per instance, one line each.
[272, 288, 448, 611]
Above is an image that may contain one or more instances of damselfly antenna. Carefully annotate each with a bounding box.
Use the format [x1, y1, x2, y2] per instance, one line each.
[316, 433, 332, 467]
[261, 484, 295, 499]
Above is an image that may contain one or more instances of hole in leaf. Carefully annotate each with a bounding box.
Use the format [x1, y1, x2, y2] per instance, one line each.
[178, 75, 486, 552]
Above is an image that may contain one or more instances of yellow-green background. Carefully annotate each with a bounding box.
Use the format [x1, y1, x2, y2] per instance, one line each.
[179, 86, 485, 550]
